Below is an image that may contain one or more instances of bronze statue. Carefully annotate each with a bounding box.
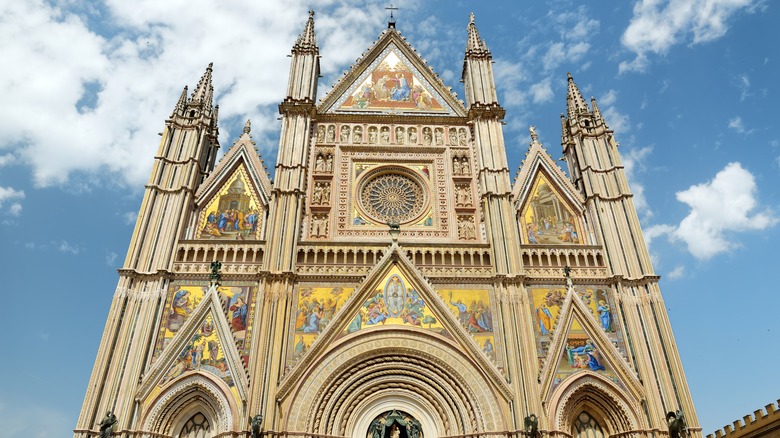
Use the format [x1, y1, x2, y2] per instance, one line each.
[250, 413, 263, 438]
[524, 414, 539, 438]
[210, 260, 222, 283]
[368, 418, 384, 438]
[667, 410, 687, 438]
[98, 411, 117, 438]
[407, 418, 422, 438]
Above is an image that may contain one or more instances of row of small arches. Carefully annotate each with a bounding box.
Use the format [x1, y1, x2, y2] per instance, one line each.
[316, 124, 470, 147]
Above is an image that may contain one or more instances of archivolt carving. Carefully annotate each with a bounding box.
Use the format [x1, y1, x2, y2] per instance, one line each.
[284, 330, 506, 435]
[143, 373, 236, 435]
[549, 373, 643, 435]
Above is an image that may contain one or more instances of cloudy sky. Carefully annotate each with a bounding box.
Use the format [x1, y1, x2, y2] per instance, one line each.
[0, 0, 777, 436]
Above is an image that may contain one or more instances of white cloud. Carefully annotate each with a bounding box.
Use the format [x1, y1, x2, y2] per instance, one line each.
[0, 153, 14, 166]
[737, 73, 752, 101]
[667, 265, 685, 279]
[620, 0, 756, 72]
[669, 162, 777, 259]
[494, 59, 528, 109]
[620, 146, 653, 219]
[600, 89, 618, 106]
[57, 240, 82, 255]
[123, 211, 137, 225]
[529, 78, 554, 104]
[8, 203, 22, 216]
[728, 116, 745, 133]
[644, 223, 676, 247]
[0, 0, 388, 188]
[0, 186, 24, 210]
[106, 251, 118, 266]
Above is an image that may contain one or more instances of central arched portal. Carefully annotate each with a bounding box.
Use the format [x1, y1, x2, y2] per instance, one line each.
[283, 329, 509, 438]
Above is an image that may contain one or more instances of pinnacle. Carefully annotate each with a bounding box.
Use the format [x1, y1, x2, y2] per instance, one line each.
[294, 10, 318, 53]
[191, 62, 214, 108]
[566, 73, 589, 116]
[172, 85, 188, 116]
[465, 12, 489, 56]
[590, 96, 606, 127]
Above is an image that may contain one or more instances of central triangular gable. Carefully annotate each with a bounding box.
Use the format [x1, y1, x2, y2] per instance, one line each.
[277, 243, 510, 400]
[319, 30, 465, 116]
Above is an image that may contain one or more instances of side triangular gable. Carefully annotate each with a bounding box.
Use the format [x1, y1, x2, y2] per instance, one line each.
[196, 129, 272, 203]
[319, 30, 465, 116]
[138, 284, 249, 406]
[538, 286, 641, 403]
[514, 142, 587, 245]
[277, 243, 511, 400]
[193, 132, 270, 240]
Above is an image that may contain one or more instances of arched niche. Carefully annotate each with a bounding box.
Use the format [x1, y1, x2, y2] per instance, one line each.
[548, 373, 645, 437]
[142, 372, 239, 436]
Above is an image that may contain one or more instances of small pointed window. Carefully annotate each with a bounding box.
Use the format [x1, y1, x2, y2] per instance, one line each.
[178, 412, 211, 438]
[573, 411, 604, 438]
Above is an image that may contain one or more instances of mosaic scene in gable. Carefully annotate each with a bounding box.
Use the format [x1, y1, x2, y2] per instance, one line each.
[520, 173, 583, 244]
[197, 167, 263, 240]
[154, 283, 256, 366]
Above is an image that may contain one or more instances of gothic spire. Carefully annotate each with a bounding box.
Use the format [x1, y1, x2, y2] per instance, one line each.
[465, 12, 490, 57]
[590, 96, 606, 128]
[172, 85, 188, 116]
[293, 11, 318, 53]
[566, 72, 589, 117]
[191, 62, 214, 107]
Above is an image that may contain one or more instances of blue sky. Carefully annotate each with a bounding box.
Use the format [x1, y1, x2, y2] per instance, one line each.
[0, 1, 777, 436]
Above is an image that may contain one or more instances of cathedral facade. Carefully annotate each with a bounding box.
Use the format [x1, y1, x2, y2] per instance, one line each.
[75, 12, 700, 438]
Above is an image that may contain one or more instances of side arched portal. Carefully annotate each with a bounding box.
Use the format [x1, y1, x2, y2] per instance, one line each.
[142, 373, 239, 437]
[548, 373, 646, 437]
[284, 328, 509, 437]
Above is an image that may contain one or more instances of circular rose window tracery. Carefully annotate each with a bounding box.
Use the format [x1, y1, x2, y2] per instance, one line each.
[357, 168, 428, 225]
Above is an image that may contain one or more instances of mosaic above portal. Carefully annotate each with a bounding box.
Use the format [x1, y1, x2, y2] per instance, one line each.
[155, 313, 241, 402]
[154, 283, 256, 367]
[552, 316, 623, 391]
[528, 286, 626, 381]
[520, 173, 584, 245]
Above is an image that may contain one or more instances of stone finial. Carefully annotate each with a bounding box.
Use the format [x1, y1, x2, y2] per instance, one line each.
[529, 125, 539, 143]
[243, 119, 251, 134]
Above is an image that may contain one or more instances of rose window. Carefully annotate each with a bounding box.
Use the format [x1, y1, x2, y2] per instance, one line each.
[358, 170, 427, 224]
